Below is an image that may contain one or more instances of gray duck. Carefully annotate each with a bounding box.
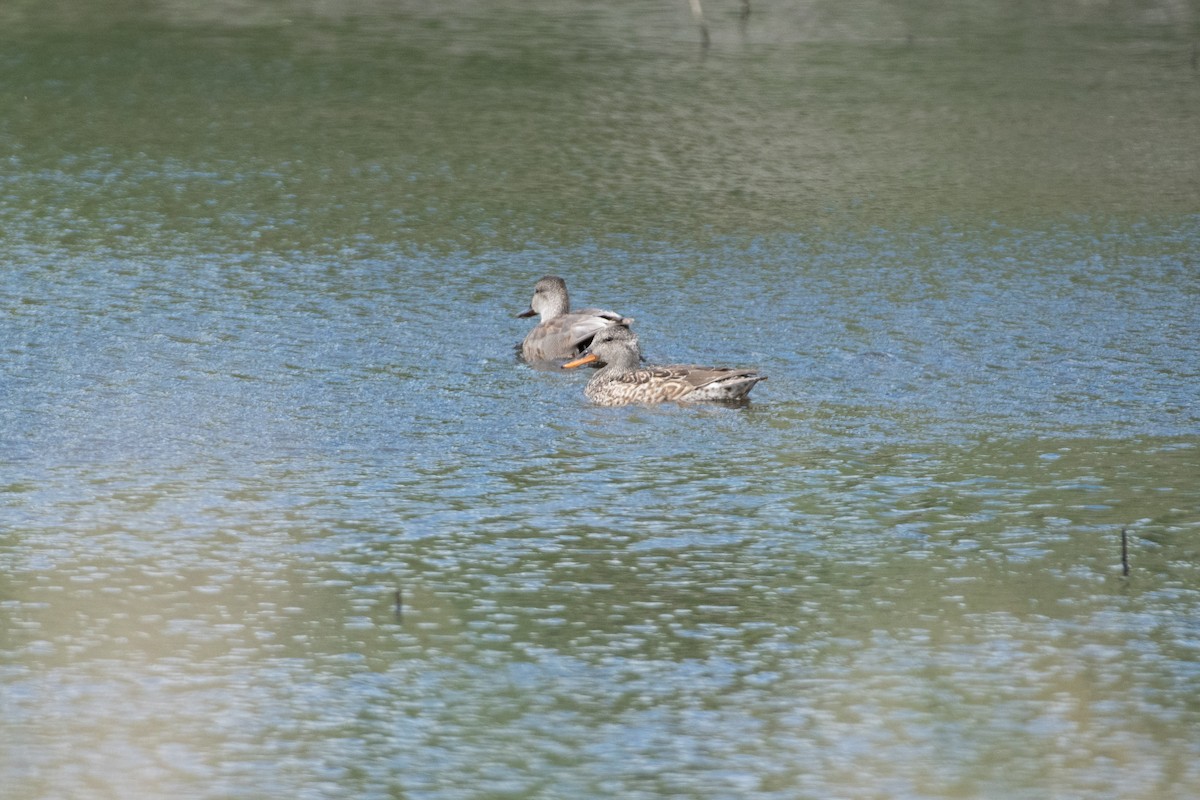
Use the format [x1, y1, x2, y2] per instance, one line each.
[517, 275, 633, 363]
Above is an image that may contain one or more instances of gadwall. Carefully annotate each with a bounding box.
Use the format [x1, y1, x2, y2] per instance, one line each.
[517, 275, 633, 362]
[562, 325, 765, 406]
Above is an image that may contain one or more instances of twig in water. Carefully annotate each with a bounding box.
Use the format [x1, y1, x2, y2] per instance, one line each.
[688, 0, 711, 49]
[1120, 527, 1130, 577]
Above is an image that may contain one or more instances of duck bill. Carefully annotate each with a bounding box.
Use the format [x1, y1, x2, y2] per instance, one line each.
[516, 308, 536, 318]
[561, 353, 598, 369]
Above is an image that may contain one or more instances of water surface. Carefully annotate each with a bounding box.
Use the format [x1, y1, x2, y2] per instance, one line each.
[3, 2, 1199, 798]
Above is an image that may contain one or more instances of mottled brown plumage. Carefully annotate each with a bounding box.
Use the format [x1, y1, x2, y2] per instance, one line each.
[562, 325, 765, 406]
[517, 276, 633, 362]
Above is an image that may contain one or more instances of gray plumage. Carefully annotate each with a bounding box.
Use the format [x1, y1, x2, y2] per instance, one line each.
[517, 275, 633, 362]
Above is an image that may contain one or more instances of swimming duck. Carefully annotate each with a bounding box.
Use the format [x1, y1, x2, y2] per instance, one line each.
[562, 324, 765, 406]
[517, 275, 633, 362]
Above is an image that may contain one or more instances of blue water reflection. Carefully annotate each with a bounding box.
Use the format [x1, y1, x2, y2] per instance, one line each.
[4, 224, 1199, 797]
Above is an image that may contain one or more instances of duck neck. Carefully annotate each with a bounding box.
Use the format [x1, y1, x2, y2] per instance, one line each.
[539, 293, 570, 321]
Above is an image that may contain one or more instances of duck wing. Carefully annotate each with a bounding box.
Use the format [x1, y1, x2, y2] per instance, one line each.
[522, 309, 632, 362]
[597, 365, 764, 403]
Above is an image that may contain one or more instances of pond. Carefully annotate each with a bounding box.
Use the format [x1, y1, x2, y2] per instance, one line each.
[2, 2, 1199, 798]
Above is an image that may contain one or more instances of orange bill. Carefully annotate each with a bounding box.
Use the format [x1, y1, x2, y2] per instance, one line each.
[561, 353, 598, 369]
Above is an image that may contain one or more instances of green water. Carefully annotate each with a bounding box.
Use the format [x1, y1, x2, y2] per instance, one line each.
[2, 2, 1199, 799]
[5, 0, 1199, 251]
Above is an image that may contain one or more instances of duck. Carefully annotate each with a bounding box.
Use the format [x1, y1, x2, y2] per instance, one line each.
[517, 275, 633, 362]
[562, 324, 765, 406]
